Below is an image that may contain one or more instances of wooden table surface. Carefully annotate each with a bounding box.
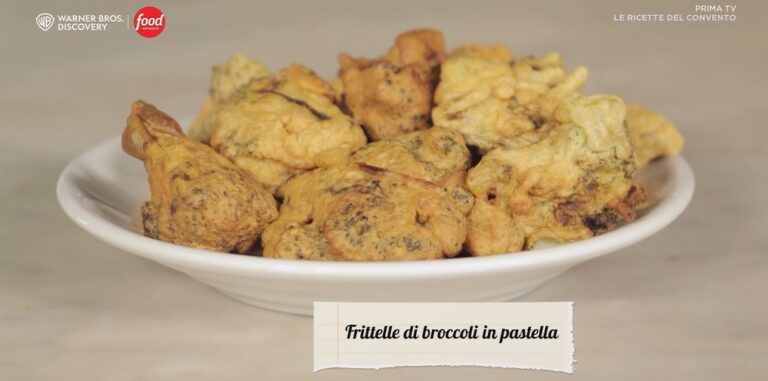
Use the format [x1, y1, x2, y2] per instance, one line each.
[2, 0, 766, 379]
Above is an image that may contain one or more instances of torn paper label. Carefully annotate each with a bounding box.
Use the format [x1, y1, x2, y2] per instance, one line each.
[313, 302, 574, 372]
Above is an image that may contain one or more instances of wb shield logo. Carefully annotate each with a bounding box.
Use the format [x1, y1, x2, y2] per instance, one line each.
[36, 13, 55, 31]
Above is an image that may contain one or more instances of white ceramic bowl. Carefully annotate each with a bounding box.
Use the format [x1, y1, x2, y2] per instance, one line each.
[57, 136, 694, 315]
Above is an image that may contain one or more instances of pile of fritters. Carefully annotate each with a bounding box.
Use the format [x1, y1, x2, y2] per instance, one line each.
[123, 28, 683, 260]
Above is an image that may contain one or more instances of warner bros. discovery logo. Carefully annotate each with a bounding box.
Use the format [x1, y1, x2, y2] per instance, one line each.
[36, 13, 55, 31]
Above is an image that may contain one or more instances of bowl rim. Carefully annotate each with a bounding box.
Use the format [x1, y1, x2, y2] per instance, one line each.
[57, 136, 695, 280]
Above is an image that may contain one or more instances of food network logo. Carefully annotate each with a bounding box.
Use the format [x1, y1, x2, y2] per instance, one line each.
[35, 6, 165, 38]
[133, 6, 165, 38]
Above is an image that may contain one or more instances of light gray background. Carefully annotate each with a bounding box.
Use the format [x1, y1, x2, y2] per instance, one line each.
[2, 0, 766, 379]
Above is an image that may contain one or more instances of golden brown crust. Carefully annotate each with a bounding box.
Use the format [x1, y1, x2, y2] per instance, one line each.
[464, 199, 525, 256]
[262, 164, 473, 261]
[350, 127, 470, 186]
[433, 46, 588, 151]
[122, 31, 688, 259]
[465, 94, 637, 255]
[210, 64, 367, 194]
[123, 100, 278, 253]
[338, 29, 446, 141]
[122, 100, 185, 160]
[449, 43, 513, 62]
[625, 104, 684, 167]
[385, 29, 446, 68]
[188, 54, 272, 144]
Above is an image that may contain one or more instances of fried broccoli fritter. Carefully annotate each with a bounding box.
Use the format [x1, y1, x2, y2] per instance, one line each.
[338, 29, 446, 141]
[210, 64, 367, 194]
[122, 100, 278, 253]
[262, 164, 473, 261]
[188, 54, 272, 144]
[465, 94, 643, 255]
[625, 104, 684, 168]
[448, 43, 513, 62]
[433, 45, 588, 151]
[350, 127, 470, 186]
